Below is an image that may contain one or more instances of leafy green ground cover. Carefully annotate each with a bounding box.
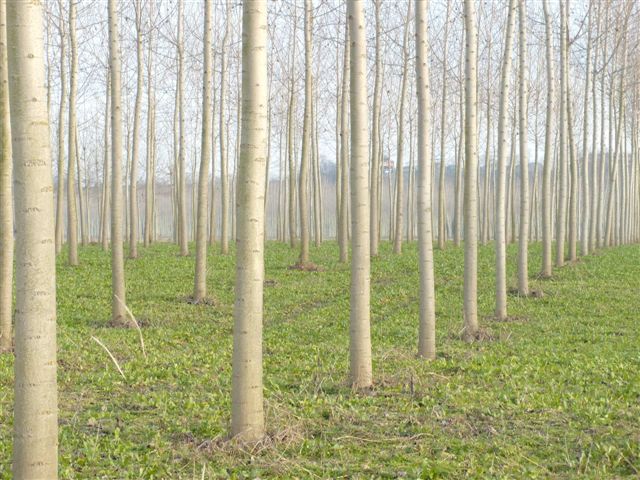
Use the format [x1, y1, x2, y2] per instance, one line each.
[1, 241, 639, 478]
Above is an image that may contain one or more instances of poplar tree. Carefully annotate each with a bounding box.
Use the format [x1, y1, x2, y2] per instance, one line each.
[0, 0, 12, 354]
[348, 0, 372, 389]
[231, 0, 268, 442]
[193, 0, 213, 303]
[109, 0, 129, 327]
[415, 0, 436, 359]
[462, 0, 479, 340]
[8, 0, 58, 474]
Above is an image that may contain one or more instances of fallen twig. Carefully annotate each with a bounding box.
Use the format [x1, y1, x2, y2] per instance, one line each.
[115, 294, 146, 359]
[91, 336, 126, 380]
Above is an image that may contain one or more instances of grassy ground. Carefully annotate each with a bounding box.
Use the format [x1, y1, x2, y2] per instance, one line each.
[1, 241, 639, 478]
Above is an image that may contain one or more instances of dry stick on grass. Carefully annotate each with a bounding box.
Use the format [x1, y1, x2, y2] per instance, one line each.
[91, 336, 126, 380]
[115, 294, 146, 358]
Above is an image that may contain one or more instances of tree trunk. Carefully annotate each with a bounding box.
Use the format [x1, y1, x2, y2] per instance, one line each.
[541, 0, 554, 277]
[76, 133, 87, 246]
[517, 0, 529, 296]
[462, 0, 478, 340]
[347, 0, 372, 390]
[437, 0, 451, 250]
[589, 2, 601, 250]
[219, 3, 230, 254]
[176, 0, 188, 256]
[454, 52, 464, 248]
[605, 15, 629, 247]
[144, 0, 155, 248]
[494, 0, 516, 319]
[338, 22, 349, 263]
[55, 0, 66, 255]
[209, 51, 218, 246]
[370, 0, 382, 256]
[415, 0, 436, 360]
[407, 114, 415, 242]
[287, 8, 297, 250]
[311, 84, 322, 246]
[581, 6, 592, 256]
[393, 1, 411, 255]
[67, 0, 78, 266]
[7, 0, 58, 474]
[0, 0, 13, 353]
[109, 0, 129, 327]
[193, 0, 213, 302]
[231, 0, 268, 442]
[567, 91, 578, 262]
[297, 0, 312, 265]
[100, 70, 110, 250]
[129, 0, 143, 258]
[555, 0, 568, 268]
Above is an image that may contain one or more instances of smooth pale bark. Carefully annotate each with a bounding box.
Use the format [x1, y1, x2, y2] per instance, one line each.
[310, 83, 322, 246]
[263, 79, 271, 241]
[193, 0, 212, 302]
[129, 0, 143, 258]
[462, 0, 478, 340]
[286, 88, 296, 248]
[338, 22, 349, 264]
[7, 0, 58, 474]
[517, 0, 529, 296]
[83, 146, 90, 243]
[124, 122, 130, 243]
[567, 92, 578, 261]
[109, 0, 129, 327]
[177, 0, 187, 256]
[541, 0, 554, 277]
[191, 139, 197, 242]
[605, 18, 628, 247]
[388, 151, 394, 241]
[144, 0, 155, 248]
[0, 0, 12, 354]
[529, 98, 540, 241]
[393, 1, 411, 255]
[438, 0, 451, 249]
[55, 0, 66, 255]
[494, 0, 517, 319]
[298, 0, 312, 265]
[231, 0, 267, 442]
[415, 0, 436, 360]
[589, 2, 600, 250]
[334, 34, 341, 247]
[556, 0, 568, 268]
[509, 128, 516, 244]
[76, 134, 87, 246]
[370, 0, 382, 256]
[67, 0, 78, 266]
[232, 72, 241, 244]
[219, 2, 230, 254]
[278, 117, 285, 242]
[100, 70, 110, 250]
[287, 7, 297, 249]
[407, 114, 415, 242]
[209, 52, 218, 246]
[348, 0, 372, 390]
[596, 3, 609, 248]
[481, 36, 492, 246]
[454, 52, 464, 247]
[581, 7, 592, 256]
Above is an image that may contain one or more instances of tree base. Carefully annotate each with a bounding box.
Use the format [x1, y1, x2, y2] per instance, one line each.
[108, 315, 136, 329]
[185, 295, 216, 306]
[288, 262, 323, 272]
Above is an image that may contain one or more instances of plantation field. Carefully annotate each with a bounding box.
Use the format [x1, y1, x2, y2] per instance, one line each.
[1, 242, 639, 478]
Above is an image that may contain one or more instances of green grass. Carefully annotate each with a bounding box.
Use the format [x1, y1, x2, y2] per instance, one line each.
[1, 241, 640, 478]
